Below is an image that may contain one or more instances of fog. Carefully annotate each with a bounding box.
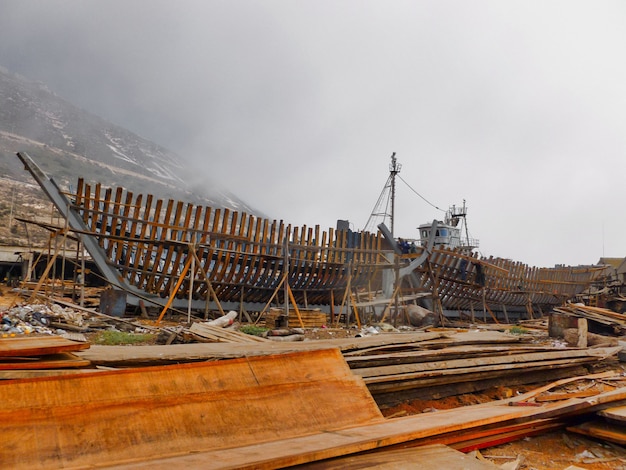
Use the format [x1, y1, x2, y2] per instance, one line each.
[1, 1, 625, 267]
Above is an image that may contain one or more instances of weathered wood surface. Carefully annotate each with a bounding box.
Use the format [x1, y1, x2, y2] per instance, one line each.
[271, 444, 502, 470]
[598, 404, 626, 423]
[554, 304, 626, 334]
[0, 352, 91, 370]
[75, 331, 452, 365]
[567, 420, 626, 445]
[188, 322, 268, 343]
[0, 368, 106, 379]
[103, 383, 626, 469]
[346, 344, 571, 368]
[405, 249, 604, 313]
[0, 348, 383, 469]
[0, 335, 89, 357]
[353, 347, 621, 381]
[68, 178, 384, 306]
[72, 329, 622, 410]
[73, 330, 529, 366]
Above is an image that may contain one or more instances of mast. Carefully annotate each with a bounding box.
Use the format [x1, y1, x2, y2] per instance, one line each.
[389, 152, 401, 237]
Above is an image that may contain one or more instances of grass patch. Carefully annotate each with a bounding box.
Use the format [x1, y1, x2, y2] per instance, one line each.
[239, 325, 269, 337]
[92, 330, 156, 345]
[508, 325, 529, 335]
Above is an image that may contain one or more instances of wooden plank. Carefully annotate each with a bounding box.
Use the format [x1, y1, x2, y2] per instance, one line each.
[161, 201, 194, 295]
[153, 200, 185, 293]
[0, 348, 382, 469]
[353, 347, 620, 380]
[116, 190, 134, 273]
[364, 353, 617, 388]
[0, 352, 91, 369]
[450, 419, 564, 452]
[567, 420, 626, 445]
[87, 384, 626, 470]
[0, 336, 89, 357]
[137, 195, 162, 290]
[145, 198, 171, 292]
[188, 323, 267, 343]
[0, 369, 105, 379]
[598, 404, 626, 423]
[346, 345, 577, 368]
[130, 193, 152, 287]
[365, 358, 611, 394]
[288, 444, 500, 470]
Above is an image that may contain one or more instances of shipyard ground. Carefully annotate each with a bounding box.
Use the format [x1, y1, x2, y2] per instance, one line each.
[2, 284, 626, 469]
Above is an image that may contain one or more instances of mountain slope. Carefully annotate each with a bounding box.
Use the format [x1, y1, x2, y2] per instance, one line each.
[0, 65, 266, 248]
[0, 65, 259, 213]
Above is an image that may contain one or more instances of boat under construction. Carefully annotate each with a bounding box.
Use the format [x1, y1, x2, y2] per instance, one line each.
[16, 151, 607, 321]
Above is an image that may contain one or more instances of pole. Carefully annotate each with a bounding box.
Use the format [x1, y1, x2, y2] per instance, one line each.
[188, 249, 195, 324]
[283, 236, 289, 327]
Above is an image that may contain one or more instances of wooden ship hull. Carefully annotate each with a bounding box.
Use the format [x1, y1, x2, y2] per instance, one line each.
[404, 248, 605, 316]
[17, 152, 605, 317]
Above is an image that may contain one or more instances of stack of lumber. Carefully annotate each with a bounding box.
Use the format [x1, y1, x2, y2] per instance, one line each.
[4, 353, 624, 469]
[0, 335, 91, 378]
[0, 348, 383, 469]
[187, 322, 267, 343]
[554, 303, 626, 334]
[73, 328, 624, 409]
[344, 332, 621, 406]
[568, 384, 626, 445]
[265, 307, 327, 328]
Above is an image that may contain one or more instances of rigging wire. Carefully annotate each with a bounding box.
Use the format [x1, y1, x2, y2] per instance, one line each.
[397, 175, 446, 213]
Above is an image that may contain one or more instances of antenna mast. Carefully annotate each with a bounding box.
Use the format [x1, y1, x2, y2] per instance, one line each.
[389, 152, 401, 237]
[363, 152, 401, 234]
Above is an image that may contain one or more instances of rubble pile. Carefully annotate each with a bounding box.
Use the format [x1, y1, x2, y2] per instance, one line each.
[1, 303, 103, 336]
[0, 304, 82, 337]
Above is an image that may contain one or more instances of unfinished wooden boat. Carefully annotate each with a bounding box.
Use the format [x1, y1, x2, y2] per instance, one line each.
[16, 151, 605, 316]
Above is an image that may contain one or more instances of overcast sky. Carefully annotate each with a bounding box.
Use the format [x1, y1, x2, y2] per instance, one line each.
[1, 1, 625, 267]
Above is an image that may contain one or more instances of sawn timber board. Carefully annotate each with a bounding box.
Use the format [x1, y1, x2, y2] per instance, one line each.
[0, 348, 383, 469]
[0, 335, 89, 357]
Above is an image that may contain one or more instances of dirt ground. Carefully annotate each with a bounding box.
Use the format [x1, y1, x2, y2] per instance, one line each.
[479, 430, 626, 470]
[2, 283, 625, 469]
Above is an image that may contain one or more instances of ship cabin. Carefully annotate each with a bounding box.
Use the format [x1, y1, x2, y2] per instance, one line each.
[418, 221, 463, 248]
[418, 203, 478, 251]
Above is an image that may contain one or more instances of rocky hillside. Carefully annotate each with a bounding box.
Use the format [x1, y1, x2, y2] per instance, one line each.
[0, 66, 260, 248]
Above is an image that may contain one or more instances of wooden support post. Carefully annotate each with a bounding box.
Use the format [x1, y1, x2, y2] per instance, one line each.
[255, 273, 288, 324]
[380, 284, 402, 323]
[485, 303, 499, 324]
[156, 254, 193, 324]
[527, 295, 535, 320]
[349, 290, 362, 329]
[577, 318, 588, 348]
[482, 288, 487, 323]
[28, 229, 68, 302]
[502, 304, 509, 324]
[190, 249, 225, 317]
[187, 253, 195, 324]
[138, 300, 149, 319]
[286, 283, 305, 329]
[239, 289, 253, 323]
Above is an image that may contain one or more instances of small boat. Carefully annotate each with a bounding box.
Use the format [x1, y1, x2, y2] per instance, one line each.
[16, 151, 606, 320]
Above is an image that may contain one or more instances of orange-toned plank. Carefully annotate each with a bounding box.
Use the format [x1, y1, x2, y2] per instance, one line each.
[0, 348, 381, 469]
[0, 336, 89, 357]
